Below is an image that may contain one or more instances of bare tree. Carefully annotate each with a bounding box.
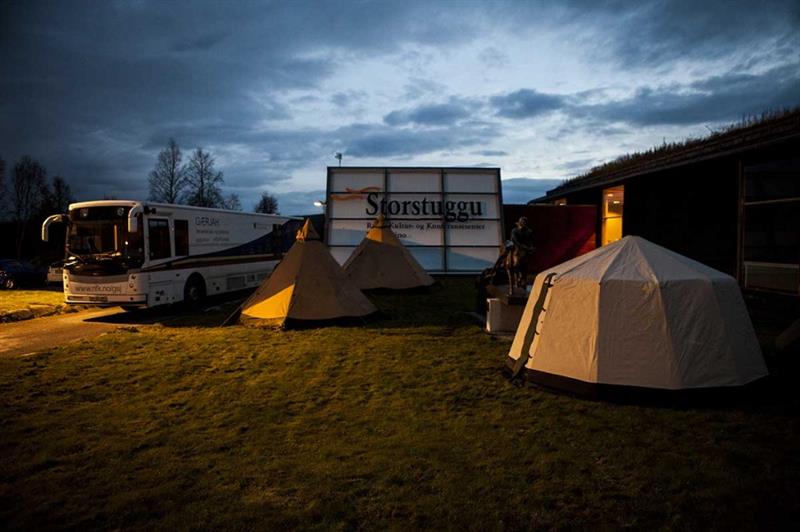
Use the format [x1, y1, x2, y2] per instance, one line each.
[12, 156, 46, 259]
[52, 176, 74, 212]
[148, 138, 187, 203]
[254, 192, 279, 214]
[184, 148, 224, 208]
[0, 156, 6, 218]
[222, 193, 242, 211]
[49, 176, 74, 213]
[37, 176, 74, 218]
[38, 177, 53, 216]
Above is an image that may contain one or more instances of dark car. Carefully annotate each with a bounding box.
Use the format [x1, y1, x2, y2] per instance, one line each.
[0, 259, 47, 289]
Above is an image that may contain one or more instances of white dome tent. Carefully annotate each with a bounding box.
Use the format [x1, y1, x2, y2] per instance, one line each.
[508, 236, 768, 395]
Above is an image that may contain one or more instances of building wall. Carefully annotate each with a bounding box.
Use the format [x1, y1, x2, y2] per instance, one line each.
[623, 158, 740, 276]
[503, 204, 597, 274]
[543, 132, 799, 299]
[555, 158, 741, 277]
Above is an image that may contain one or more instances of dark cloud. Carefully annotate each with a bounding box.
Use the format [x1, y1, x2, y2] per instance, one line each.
[383, 100, 475, 126]
[0, 0, 482, 202]
[494, 0, 800, 67]
[339, 122, 495, 158]
[576, 62, 800, 126]
[138, 118, 499, 203]
[473, 150, 508, 157]
[171, 31, 229, 53]
[490, 62, 800, 129]
[556, 158, 596, 173]
[0, 0, 797, 208]
[490, 89, 565, 119]
[330, 90, 368, 108]
[594, 0, 800, 66]
[501, 178, 562, 204]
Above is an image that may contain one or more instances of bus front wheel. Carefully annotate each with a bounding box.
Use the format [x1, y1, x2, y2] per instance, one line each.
[183, 275, 206, 308]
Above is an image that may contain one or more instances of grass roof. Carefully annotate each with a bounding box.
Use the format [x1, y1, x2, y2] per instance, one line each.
[547, 107, 800, 197]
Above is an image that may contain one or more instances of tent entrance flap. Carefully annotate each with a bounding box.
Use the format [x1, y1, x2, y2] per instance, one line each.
[511, 272, 556, 379]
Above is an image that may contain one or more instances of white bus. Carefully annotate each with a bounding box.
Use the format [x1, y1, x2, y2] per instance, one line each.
[41, 200, 299, 309]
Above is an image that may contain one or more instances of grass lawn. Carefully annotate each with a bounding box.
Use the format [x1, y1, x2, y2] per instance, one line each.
[0, 279, 798, 529]
[0, 289, 70, 321]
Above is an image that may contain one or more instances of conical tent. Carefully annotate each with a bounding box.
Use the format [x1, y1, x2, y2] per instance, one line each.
[508, 236, 768, 392]
[343, 214, 435, 290]
[240, 219, 376, 326]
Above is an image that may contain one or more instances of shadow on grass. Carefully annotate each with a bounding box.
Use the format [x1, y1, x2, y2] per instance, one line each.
[363, 279, 478, 330]
[509, 371, 800, 415]
[81, 278, 482, 331]
[83, 291, 251, 328]
[230, 279, 478, 331]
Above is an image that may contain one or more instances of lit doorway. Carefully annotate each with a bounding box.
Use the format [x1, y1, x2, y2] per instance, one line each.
[602, 186, 624, 245]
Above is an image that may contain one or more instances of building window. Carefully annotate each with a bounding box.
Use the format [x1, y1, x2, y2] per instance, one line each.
[148, 218, 171, 260]
[601, 186, 624, 245]
[175, 220, 189, 256]
[742, 159, 800, 293]
[554, 198, 567, 206]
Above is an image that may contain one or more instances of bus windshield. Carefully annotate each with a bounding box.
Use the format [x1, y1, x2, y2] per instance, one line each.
[67, 207, 143, 265]
[68, 221, 126, 255]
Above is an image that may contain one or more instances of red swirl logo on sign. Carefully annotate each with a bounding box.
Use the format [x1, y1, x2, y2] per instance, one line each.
[330, 186, 382, 201]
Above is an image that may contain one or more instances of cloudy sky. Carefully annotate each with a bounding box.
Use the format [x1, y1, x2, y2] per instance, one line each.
[1, 0, 798, 213]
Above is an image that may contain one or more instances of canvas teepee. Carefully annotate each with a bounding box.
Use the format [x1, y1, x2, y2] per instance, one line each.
[240, 219, 376, 326]
[509, 236, 768, 393]
[343, 214, 435, 290]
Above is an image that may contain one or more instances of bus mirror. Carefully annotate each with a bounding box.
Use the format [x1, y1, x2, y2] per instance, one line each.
[128, 203, 143, 233]
[41, 214, 65, 242]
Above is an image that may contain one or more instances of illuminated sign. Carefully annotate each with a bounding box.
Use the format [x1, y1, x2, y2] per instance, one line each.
[326, 167, 503, 273]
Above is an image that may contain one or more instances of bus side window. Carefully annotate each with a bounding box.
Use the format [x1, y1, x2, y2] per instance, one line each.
[148, 218, 171, 260]
[272, 224, 283, 256]
[175, 220, 189, 256]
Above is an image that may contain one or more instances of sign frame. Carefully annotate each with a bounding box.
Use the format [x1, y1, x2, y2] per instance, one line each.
[325, 166, 504, 274]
